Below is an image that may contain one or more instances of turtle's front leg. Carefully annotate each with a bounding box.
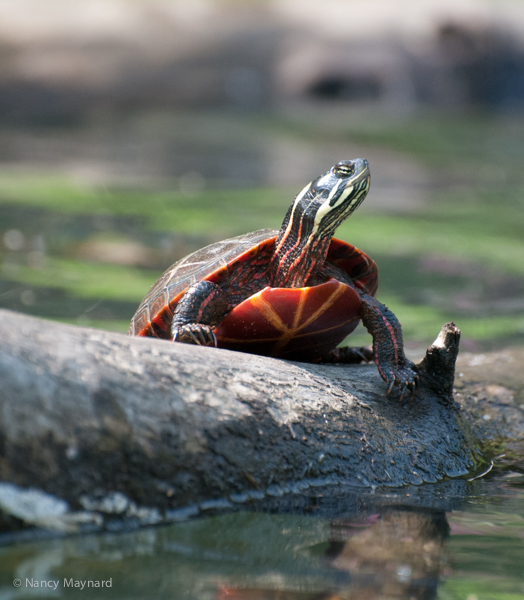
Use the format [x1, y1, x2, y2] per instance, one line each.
[358, 292, 418, 398]
[171, 281, 229, 347]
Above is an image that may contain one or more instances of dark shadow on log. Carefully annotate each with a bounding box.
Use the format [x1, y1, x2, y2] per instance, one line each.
[0, 310, 495, 538]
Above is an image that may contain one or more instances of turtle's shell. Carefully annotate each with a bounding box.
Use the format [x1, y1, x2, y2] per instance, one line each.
[130, 228, 378, 360]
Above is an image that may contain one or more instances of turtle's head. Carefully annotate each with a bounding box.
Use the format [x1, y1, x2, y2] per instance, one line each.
[271, 159, 370, 287]
[297, 158, 370, 238]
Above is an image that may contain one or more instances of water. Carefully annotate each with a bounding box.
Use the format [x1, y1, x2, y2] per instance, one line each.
[0, 473, 523, 599]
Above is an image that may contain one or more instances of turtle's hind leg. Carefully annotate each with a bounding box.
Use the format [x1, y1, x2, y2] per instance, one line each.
[322, 346, 374, 364]
[171, 281, 229, 347]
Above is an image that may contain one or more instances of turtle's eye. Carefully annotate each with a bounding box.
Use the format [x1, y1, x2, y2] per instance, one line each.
[334, 161, 354, 177]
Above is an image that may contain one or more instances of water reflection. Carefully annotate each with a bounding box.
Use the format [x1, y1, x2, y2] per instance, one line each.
[1, 476, 524, 599]
[216, 507, 448, 600]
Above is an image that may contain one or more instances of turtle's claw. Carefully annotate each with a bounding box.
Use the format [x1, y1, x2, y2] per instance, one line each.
[410, 375, 419, 400]
[355, 349, 370, 363]
[382, 362, 418, 401]
[173, 324, 217, 347]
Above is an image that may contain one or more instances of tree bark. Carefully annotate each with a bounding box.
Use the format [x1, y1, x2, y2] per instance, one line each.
[0, 309, 505, 537]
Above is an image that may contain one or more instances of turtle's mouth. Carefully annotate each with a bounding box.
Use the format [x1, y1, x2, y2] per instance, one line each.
[344, 172, 370, 214]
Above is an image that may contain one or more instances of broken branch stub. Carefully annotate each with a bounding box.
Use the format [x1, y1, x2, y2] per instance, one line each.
[416, 322, 461, 402]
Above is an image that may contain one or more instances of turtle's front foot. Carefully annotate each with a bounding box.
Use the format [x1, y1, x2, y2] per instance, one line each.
[358, 293, 419, 400]
[173, 324, 217, 347]
[380, 361, 419, 400]
[171, 280, 228, 347]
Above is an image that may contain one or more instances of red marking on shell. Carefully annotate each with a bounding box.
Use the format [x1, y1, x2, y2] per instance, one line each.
[149, 291, 169, 322]
[215, 278, 362, 360]
[327, 237, 378, 296]
[131, 307, 150, 336]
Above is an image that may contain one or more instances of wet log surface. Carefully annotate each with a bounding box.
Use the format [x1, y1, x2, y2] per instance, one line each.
[0, 308, 521, 539]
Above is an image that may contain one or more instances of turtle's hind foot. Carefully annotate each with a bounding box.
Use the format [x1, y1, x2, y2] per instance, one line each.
[322, 346, 374, 364]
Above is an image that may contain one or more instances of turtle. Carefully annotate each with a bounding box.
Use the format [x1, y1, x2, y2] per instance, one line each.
[130, 159, 418, 396]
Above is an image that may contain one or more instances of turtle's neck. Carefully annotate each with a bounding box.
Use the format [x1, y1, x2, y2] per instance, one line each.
[267, 157, 371, 288]
[268, 204, 332, 288]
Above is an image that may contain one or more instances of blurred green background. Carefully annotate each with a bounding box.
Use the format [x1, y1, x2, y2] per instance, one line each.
[1, 0, 524, 354]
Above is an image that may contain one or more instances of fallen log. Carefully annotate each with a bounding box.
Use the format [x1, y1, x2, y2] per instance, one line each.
[0, 309, 511, 537]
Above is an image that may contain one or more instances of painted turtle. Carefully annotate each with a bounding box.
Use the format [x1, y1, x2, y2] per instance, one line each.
[130, 159, 417, 395]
